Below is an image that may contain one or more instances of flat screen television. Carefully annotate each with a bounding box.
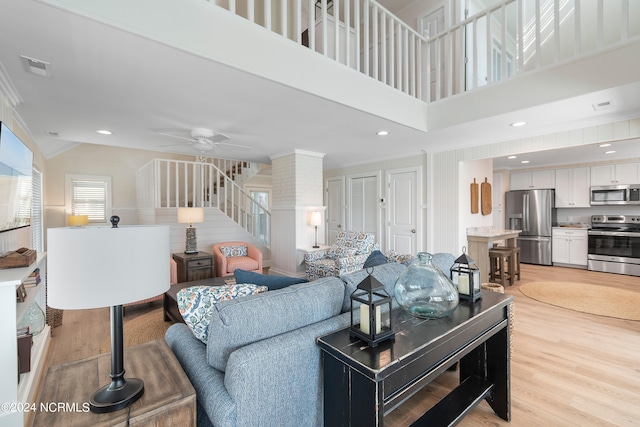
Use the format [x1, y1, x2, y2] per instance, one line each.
[0, 121, 33, 233]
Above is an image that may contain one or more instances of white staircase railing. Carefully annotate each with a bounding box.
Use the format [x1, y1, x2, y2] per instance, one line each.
[210, 0, 425, 99]
[137, 158, 271, 246]
[207, 0, 639, 103]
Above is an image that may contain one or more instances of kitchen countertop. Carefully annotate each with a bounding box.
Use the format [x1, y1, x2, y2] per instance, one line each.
[466, 227, 522, 237]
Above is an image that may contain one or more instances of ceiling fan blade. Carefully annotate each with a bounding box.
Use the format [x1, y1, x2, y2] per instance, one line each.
[209, 134, 230, 143]
[216, 141, 252, 150]
[157, 132, 195, 142]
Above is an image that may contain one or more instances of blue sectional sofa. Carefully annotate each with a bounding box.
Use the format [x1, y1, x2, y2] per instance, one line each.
[165, 254, 455, 427]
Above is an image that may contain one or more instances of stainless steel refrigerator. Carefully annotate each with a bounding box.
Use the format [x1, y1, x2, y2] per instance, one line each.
[505, 189, 556, 265]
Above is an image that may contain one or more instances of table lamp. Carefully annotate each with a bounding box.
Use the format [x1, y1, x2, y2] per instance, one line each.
[47, 224, 170, 413]
[178, 207, 204, 254]
[68, 214, 89, 226]
[310, 211, 322, 248]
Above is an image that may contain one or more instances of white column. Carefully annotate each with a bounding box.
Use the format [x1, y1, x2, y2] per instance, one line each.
[270, 150, 325, 276]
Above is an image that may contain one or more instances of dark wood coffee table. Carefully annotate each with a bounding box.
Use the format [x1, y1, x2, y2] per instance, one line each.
[163, 277, 228, 323]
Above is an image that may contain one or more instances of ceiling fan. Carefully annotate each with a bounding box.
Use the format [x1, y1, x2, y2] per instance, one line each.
[158, 127, 250, 153]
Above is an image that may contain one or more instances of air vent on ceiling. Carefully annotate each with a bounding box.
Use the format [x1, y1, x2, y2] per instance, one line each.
[592, 100, 613, 111]
[20, 55, 52, 78]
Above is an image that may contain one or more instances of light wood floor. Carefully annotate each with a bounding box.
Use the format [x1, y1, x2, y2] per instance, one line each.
[42, 265, 640, 426]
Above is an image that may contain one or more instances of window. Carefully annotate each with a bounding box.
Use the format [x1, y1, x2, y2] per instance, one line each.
[66, 175, 112, 223]
[31, 168, 43, 252]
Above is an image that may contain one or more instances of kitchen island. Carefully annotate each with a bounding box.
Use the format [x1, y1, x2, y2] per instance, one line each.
[467, 228, 521, 284]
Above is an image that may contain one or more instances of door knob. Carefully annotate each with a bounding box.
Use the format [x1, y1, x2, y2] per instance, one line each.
[338, 224, 341, 228]
[411, 229, 416, 233]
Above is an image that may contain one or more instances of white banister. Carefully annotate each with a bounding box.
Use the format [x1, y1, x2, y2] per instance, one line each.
[204, 0, 638, 103]
[137, 158, 271, 246]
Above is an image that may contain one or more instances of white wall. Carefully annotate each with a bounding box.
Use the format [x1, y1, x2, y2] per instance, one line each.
[458, 158, 494, 251]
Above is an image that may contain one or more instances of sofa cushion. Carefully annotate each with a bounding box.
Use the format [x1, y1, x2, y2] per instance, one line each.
[225, 256, 259, 274]
[177, 284, 268, 343]
[207, 277, 345, 372]
[363, 250, 388, 268]
[219, 244, 248, 257]
[234, 269, 308, 290]
[339, 262, 407, 313]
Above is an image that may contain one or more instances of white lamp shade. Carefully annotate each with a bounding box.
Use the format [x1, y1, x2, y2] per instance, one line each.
[178, 207, 204, 224]
[310, 211, 322, 226]
[47, 225, 171, 309]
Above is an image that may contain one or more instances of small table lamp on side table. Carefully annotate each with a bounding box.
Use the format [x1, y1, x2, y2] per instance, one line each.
[47, 224, 170, 413]
[178, 207, 204, 254]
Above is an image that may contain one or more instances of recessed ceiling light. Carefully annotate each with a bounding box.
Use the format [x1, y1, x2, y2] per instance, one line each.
[507, 155, 517, 159]
[376, 130, 389, 136]
[96, 129, 112, 135]
[520, 160, 530, 164]
[599, 143, 611, 147]
[510, 121, 527, 127]
[605, 150, 616, 154]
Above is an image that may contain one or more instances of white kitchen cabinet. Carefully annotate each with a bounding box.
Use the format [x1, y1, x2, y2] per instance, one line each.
[590, 163, 639, 185]
[0, 254, 49, 427]
[552, 229, 588, 267]
[555, 167, 591, 207]
[510, 169, 555, 190]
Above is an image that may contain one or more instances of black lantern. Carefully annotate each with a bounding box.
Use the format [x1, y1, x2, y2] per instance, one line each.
[450, 246, 482, 302]
[349, 269, 395, 347]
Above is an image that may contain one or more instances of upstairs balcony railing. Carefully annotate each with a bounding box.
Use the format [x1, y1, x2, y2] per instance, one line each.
[209, 0, 639, 102]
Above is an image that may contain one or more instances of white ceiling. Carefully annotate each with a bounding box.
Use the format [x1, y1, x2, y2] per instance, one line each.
[1, 0, 639, 170]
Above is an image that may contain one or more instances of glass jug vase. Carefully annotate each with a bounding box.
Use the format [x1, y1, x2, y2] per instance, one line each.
[394, 252, 459, 319]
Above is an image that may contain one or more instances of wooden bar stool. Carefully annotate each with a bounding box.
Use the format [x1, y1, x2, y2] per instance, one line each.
[489, 248, 512, 286]
[491, 245, 521, 285]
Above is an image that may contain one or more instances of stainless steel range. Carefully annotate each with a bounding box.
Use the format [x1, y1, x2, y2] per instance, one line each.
[588, 215, 640, 277]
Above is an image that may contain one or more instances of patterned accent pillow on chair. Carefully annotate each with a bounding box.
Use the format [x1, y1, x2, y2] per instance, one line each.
[177, 284, 267, 343]
[220, 245, 248, 257]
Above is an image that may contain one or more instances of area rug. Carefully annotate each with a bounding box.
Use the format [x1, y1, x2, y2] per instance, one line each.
[100, 308, 172, 353]
[519, 282, 640, 321]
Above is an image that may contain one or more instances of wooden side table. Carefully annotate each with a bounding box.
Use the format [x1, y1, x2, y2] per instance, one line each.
[32, 339, 195, 427]
[173, 251, 214, 283]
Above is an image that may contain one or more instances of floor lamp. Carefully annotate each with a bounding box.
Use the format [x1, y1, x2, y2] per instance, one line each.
[47, 224, 170, 413]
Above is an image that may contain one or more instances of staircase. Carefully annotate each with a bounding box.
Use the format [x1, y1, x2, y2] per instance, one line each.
[137, 157, 271, 248]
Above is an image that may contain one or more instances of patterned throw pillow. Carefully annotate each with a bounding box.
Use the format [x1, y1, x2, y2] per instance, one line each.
[220, 245, 248, 257]
[327, 245, 357, 259]
[177, 284, 267, 343]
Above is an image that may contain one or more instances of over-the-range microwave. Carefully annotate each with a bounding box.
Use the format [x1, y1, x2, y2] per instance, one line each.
[590, 184, 640, 205]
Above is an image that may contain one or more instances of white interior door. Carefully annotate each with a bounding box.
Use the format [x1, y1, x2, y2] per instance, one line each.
[326, 177, 345, 245]
[348, 175, 379, 241]
[387, 168, 420, 255]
